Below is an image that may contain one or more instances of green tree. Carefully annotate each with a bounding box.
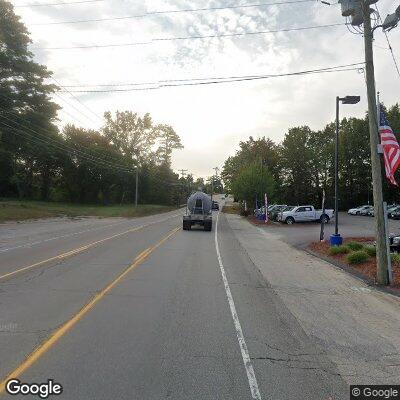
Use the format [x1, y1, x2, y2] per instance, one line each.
[222, 136, 280, 193]
[102, 111, 155, 166]
[0, 0, 59, 199]
[279, 126, 313, 205]
[231, 162, 275, 205]
[154, 124, 183, 166]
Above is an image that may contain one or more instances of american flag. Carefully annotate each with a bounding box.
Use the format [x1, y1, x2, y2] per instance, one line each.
[379, 104, 400, 186]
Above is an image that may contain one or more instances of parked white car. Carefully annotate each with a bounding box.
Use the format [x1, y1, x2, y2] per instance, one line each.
[348, 205, 372, 215]
[277, 205, 334, 224]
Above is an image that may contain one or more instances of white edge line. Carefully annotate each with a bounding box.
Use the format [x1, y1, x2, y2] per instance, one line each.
[215, 212, 262, 400]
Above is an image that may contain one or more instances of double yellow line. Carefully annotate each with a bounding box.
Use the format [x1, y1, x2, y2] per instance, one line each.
[0, 223, 150, 282]
[0, 225, 180, 395]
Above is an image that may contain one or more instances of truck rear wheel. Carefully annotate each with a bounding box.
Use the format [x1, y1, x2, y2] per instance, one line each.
[183, 221, 191, 230]
[204, 221, 212, 231]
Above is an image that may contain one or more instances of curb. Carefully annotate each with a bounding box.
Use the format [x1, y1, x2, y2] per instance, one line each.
[304, 247, 400, 299]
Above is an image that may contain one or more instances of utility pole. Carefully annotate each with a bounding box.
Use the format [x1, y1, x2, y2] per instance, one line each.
[135, 168, 139, 207]
[362, 0, 389, 285]
[178, 169, 187, 205]
[334, 0, 399, 284]
[211, 167, 219, 201]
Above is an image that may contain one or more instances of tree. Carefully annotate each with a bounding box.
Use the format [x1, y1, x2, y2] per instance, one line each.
[222, 136, 280, 193]
[231, 162, 275, 205]
[102, 111, 155, 167]
[279, 126, 314, 205]
[0, 0, 59, 199]
[154, 124, 183, 166]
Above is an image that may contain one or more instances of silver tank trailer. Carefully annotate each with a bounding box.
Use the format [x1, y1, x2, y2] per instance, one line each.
[183, 191, 213, 231]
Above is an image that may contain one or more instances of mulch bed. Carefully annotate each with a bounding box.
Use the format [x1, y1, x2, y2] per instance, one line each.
[309, 237, 400, 292]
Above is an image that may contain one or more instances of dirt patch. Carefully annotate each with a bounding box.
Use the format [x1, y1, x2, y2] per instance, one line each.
[221, 204, 240, 215]
[310, 238, 400, 292]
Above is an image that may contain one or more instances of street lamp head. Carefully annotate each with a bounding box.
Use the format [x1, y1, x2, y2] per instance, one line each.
[341, 95, 361, 104]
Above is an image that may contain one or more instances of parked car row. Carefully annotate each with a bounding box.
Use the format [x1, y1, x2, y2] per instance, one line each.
[265, 204, 334, 224]
[348, 204, 400, 219]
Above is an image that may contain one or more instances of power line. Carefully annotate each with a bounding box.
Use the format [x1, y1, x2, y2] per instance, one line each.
[51, 77, 104, 123]
[35, 23, 345, 50]
[0, 120, 134, 173]
[56, 63, 365, 93]
[14, 0, 104, 7]
[0, 108, 134, 172]
[375, 5, 400, 79]
[31, 0, 315, 25]
[59, 62, 364, 88]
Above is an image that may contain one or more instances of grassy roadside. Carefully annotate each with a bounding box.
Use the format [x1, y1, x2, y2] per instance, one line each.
[0, 200, 177, 223]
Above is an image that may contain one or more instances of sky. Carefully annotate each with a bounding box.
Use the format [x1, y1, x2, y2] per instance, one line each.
[10, 0, 400, 178]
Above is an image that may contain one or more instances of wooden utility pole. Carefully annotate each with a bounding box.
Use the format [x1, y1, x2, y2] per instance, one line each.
[135, 168, 139, 207]
[362, 0, 389, 284]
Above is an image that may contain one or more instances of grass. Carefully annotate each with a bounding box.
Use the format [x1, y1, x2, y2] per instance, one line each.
[347, 250, 370, 264]
[364, 245, 377, 257]
[346, 241, 364, 251]
[222, 203, 241, 215]
[0, 199, 177, 222]
[328, 245, 350, 255]
[391, 253, 400, 264]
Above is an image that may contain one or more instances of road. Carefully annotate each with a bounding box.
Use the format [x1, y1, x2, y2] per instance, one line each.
[0, 206, 350, 399]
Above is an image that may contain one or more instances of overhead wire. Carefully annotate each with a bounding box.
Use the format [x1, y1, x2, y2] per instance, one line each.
[14, 0, 104, 7]
[0, 119, 135, 173]
[374, 4, 400, 79]
[35, 23, 345, 50]
[51, 77, 104, 123]
[55, 63, 365, 93]
[0, 106, 135, 172]
[31, 0, 316, 25]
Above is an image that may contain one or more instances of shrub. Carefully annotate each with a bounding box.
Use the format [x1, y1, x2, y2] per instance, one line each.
[347, 250, 369, 264]
[364, 245, 377, 257]
[391, 253, 400, 264]
[346, 241, 364, 251]
[329, 245, 350, 256]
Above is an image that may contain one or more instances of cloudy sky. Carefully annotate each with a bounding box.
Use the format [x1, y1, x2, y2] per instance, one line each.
[11, 0, 400, 178]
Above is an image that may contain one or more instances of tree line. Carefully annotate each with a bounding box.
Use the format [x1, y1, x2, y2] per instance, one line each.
[0, 0, 186, 206]
[222, 104, 400, 210]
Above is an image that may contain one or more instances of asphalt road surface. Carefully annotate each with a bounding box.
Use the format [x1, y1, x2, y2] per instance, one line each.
[267, 211, 400, 248]
[0, 207, 349, 399]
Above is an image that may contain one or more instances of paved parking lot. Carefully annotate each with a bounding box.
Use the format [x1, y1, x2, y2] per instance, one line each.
[258, 212, 400, 248]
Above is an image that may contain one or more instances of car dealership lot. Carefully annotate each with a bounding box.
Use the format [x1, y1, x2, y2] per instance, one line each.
[262, 212, 400, 247]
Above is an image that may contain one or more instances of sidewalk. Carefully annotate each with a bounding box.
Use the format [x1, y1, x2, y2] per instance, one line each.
[225, 213, 400, 385]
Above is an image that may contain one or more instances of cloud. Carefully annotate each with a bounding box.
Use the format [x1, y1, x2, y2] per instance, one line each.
[11, 0, 400, 178]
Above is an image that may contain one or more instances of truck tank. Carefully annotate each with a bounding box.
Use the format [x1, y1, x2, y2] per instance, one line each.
[187, 191, 212, 214]
[183, 191, 213, 231]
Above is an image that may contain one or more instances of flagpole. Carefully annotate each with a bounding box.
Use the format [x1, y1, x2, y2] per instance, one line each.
[377, 92, 393, 284]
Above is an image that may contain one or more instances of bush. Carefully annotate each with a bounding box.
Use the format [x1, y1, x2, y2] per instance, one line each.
[329, 245, 350, 255]
[346, 241, 364, 251]
[391, 253, 400, 264]
[347, 250, 369, 264]
[364, 245, 377, 257]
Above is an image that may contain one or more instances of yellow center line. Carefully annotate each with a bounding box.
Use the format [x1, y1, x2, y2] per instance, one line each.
[0, 214, 180, 282]
[0, 225, 181, 395]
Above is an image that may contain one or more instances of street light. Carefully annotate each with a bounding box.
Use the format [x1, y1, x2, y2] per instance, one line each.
[331, 95, 360, 246]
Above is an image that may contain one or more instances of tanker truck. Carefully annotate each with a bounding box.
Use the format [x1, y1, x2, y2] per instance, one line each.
[183, 191, 213, 231]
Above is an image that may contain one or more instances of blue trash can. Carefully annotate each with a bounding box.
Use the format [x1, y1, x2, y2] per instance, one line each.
[330, 234, 343, 246]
